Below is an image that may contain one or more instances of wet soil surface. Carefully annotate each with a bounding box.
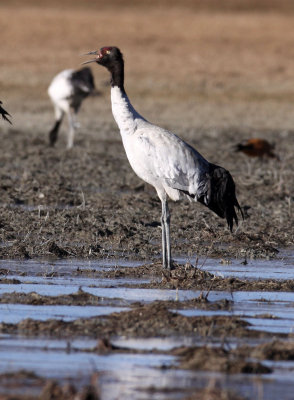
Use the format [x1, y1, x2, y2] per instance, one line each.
[1, 257, 294, 399]
[0, 370, 248, 400]
[2, 1, 294, 399]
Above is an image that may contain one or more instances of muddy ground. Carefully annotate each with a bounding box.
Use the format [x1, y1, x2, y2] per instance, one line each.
[1, 1, 294, 399]
[0, 370, 247, 400]
[1, 0, 294, 262]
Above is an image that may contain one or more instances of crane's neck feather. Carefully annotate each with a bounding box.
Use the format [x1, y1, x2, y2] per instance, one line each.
[107, 57, 146, 136]
[108, 60, 124, 89]
[111, 86, 147, 137]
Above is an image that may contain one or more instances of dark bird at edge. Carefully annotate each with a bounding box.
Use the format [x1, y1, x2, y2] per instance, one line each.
[0, 101, 12, 124]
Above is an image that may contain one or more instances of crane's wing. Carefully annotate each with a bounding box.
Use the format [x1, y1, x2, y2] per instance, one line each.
[135, 124, 210, 197]
[128, 121, 242, 230]
[138, 124, 242, 230]
[71, 67, 95, 94]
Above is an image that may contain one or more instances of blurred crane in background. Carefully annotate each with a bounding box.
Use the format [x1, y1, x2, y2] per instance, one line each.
[48, 67, 95, 149]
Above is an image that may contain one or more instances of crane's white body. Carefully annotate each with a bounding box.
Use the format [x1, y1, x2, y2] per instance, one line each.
[85, 46, 241, 269]
[48, 68, 94, 149]
[111, 86, 215, 269]
[111, 86, 210, 204]
[48, 70, 75, 113]
[48, 70, 78, 148]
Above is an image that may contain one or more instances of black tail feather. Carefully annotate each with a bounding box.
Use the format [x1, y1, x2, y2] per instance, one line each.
[71, 67, 95, 93]
[0, 103, 12, 125]
[198, 163, 243, 231]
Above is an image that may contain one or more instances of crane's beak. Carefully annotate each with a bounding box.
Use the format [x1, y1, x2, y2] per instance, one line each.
[82, 59, 97, 65]
[82, 50, 98, 56]
[81, 50, 100, 65]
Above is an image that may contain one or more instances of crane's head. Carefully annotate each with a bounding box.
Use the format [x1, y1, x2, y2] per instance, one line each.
[82, 46, 123, 70]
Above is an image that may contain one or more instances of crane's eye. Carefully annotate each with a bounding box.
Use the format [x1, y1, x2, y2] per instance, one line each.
[106, 50, 111, 54]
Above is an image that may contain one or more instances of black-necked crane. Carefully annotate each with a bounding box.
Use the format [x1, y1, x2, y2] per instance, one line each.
[0, 101, 11, 124]
[48, 67, 95, 149]
[83, 46, 243, 270]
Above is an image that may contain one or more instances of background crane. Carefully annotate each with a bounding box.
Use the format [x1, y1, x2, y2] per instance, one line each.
[48, 67, 95, 149]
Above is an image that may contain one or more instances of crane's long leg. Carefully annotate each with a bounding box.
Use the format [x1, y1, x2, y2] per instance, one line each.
[66, 109, 76, 150]
[161, 205, 167, 269]
[49, 106, 64, 147]
[161, 198, 171, 269]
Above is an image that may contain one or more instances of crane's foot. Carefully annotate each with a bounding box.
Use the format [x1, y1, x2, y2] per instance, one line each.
[49, 129, 58, 146]
[162, 259, 175, 271]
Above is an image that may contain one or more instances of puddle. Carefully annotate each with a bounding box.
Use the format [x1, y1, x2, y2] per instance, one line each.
[0, 304, 129, 324]
[0, 258, 148, 275]
[0, 283, 85, 296]
[1, 255, 294, 399]
[0, 344, 175, 376]
[176, 297, 294, 334]
[178, 298, 294, 319]
[3, 274, 149, 287]
[1, 335, 294, 400]
[175, 249, 294, 280]
[1, 250, 293, 282]
[0, 282, 195, 302]
[3, 282, 294, 304]
[0, 335, 178, 399]
[112, 336, 202, 351]
[245, 317, 294, 334]
[0, 335, 98, 350]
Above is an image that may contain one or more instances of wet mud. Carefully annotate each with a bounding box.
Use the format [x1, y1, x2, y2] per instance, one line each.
[0, 302, 248, 338]
[0, 370, 247, 400]
[2, 1, 294, 399]
[0, 288, 123, 307]
[3, 261, 294, 292]
[173, 346, 272, 374]
[0, 371, 100, 400]
[1, 281, 294, 399]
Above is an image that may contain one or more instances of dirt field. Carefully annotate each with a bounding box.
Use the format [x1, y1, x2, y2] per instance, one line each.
[1, 0, 294, 262]
[1, 2, 294, 398]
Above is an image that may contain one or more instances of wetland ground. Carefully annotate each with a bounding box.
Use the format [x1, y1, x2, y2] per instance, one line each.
[1, 1, 294, 399]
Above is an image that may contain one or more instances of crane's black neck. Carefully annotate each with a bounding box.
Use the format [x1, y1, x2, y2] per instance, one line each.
[108, 61, 125, 93]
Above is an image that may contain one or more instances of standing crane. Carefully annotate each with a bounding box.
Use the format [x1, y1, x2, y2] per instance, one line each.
[0, 101, 12, 124]
[48, 67, 95, 149]
[83, 47, 243, 270]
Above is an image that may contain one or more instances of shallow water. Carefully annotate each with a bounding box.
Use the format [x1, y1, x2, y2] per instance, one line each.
[2, 281, 294, 305]
[1, 255, 294, 399]
[1, 335, 294, 400]
[0, 304, 129, 323]
[2, 274, 149, 287]
[176, 248, 294, 280]
[1, 249, 293, 280]
[0, 257, 147, 275]
[177, 298, 294, 334]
